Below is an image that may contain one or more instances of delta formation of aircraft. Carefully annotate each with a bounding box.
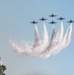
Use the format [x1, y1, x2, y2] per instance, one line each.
[30, 14, 74, 25]
[10, 14, 73, 58]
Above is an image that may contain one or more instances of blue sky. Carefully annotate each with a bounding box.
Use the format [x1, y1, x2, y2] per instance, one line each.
[0, 0, 74, 75]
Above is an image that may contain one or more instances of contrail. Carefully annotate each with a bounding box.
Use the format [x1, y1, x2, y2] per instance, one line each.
[56, 21, 64, 44]
[51, 21, 64, 55]
[9, 39, 26, 56]
[39, 25, 56, 58]
[9, 39, 39, 56]
[38, 22, 49, 52]
[9, 22, 49, 57]
[61, 23, 72, 48]
[52, 23, 72, 55]
[31, 24, 40, 50]
[40, 22, 64, 58]
[9, 22, 72, 59]
[42, 21, 49, 44]
[32, 22, 49, 56]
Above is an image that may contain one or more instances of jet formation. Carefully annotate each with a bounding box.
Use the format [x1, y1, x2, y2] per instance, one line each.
[10, 14, 73, 59]
[30, 14, 74, 25]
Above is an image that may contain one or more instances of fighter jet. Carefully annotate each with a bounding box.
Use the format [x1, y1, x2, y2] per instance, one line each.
[49, 21, 57, 24]
[58, 17, 65, 20]
[30, 21, 38, 24]
[49, 14, 57, 17]
[39, 17, 47, 21]
[67, 20, 74, 23]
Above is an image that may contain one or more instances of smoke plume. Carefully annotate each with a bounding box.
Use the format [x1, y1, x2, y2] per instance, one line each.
[9, 22, 72, 59]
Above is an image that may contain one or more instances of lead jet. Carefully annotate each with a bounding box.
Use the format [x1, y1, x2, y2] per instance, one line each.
[58, 17, 65, 20]
[30, 21, 38, 24]
[49, 21, 57, 24]
[67, 20, 74, 23]
[39, 17, 47, 21]
[49, 14, 57, 17]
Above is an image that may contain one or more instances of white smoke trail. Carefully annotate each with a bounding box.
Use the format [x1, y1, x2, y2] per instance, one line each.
[40, 23, 72, 58]
[42, 21, 49, 44]
[9, 22, 72, 59]
[37, 22, 49, 52]
[52, 23, 72, 55]
[51, 21, 64, 55]
[31, 24, 40, 50]
[9, 39, 32, 56]
[56, 21, 64, 44]
[9, 39, 40, 57]
[32, 22, 49, 56]
[39, 25, 56, 58]
[9, 22, 49, 57]
[9, 23, 49, 56]
[39, 22, 64, 58]
[49, 25, 56, 45]
[61, 23, 72, 48]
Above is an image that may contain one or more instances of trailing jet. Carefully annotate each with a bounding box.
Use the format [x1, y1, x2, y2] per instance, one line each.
[49, 14, 57, 17]
[58, 17, 65, 20]
[67, 20, 74, 23]
[30, 21, 38, 24]
[49, 21, 57, 24]
[39, 17, 47, 21]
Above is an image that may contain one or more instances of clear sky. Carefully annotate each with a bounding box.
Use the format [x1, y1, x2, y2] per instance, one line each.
[0, 0, 74, 75]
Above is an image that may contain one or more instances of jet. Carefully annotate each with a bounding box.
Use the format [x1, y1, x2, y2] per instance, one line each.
[49, 14, 57, 17]
[30, 21, 38, 24]
[67, 20, 74, 23]
[49, 21, 57, 24]
[58, 17, 65, 20]
[39, 17, 47, 21]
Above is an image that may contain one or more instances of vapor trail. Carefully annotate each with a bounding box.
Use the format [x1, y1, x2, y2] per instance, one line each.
[40, 22, 64, 58]
[49, 25, 56, 45]
[9, 22, 49, 57]
[56, 21, 64, 44]
[9, 39, 27, 56]
[52, 21, 64, 55]
[9, 39, 40, 57]
[31, 21, 49, 57]
[52, 23, 72, 55]
[9, 22, 72, 59]
[32, 24, 40, 50]
[61, 23, 72, 48]
[40, 25, 56, 58]
[42, 21, 49, 44]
